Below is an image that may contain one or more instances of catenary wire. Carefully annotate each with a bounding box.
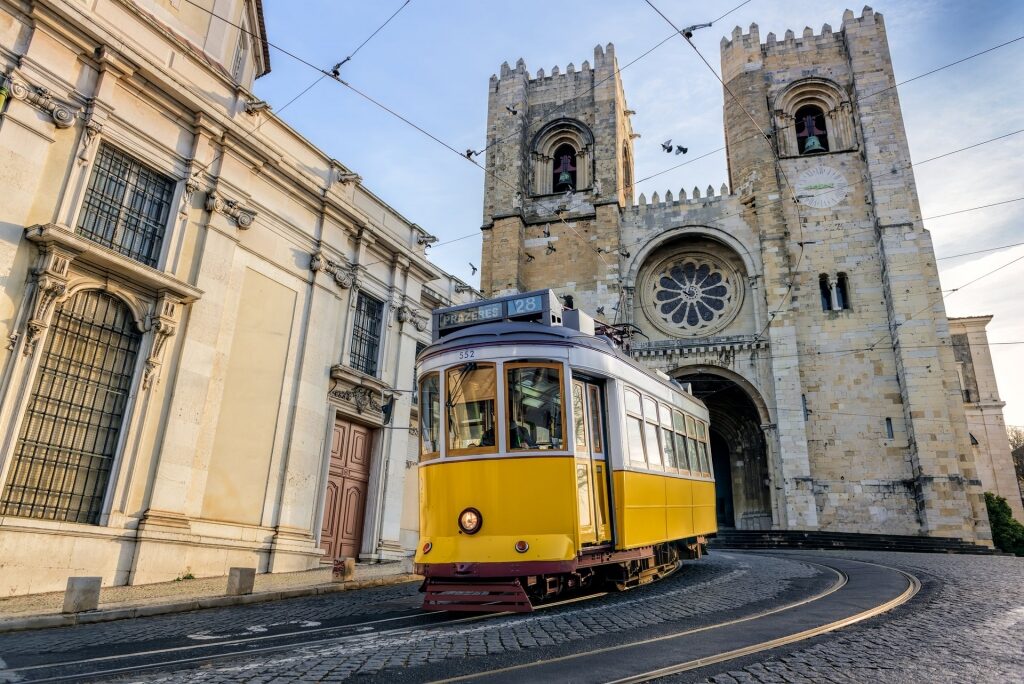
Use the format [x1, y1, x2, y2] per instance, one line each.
[476, 0, 755, 156]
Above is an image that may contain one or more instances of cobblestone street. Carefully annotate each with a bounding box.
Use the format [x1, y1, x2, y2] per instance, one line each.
[684, 550, 1024, 684]
[0, 548, 1019, 684]
[1, 550, 1021, 683]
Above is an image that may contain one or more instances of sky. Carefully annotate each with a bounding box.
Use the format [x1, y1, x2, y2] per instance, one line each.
[253, 1, 1024, 426]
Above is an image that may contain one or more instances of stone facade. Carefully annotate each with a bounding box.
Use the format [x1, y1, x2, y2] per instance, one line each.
[0, 0, 474, 595]
[949, 316, 1023, 519]
[479, 8, 1011, 542]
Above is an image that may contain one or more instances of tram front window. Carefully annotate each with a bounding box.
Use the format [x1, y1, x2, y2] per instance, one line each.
[506, 364, 564, 450]
[446, 363, 497, 454]
[419, 372, 441, 459]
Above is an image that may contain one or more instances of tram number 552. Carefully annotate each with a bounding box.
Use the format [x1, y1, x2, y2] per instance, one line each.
[458, 350, 476, 360]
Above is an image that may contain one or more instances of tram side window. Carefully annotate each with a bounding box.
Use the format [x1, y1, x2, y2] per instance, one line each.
[507, 364, 564, 450]
[446, 363, 497, 454]
[419, 372, 440, 459]
[697, 420, 712, 475]
[642, 396, 663, 469]
[624, 388, 647, 466]
[685, 415, 701, 475]
[673, 410, 691, 473]
[660, 403, 677, 471]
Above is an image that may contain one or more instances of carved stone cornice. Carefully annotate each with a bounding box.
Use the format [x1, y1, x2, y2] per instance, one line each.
[22, 243, 75, 355]
[142, 293, 182, 390]
[179, 174, 201, 218]
[309, 250, 358, 289]
[6, 75, 77, 128]
[396, 302, 428, 332]
[205, 190, 256, 229]
[328, 364, 387, 418]
[76, 119, 103, 165]
[24, 224, 202, 303]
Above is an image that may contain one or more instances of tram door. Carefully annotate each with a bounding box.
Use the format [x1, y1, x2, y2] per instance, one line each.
[572, 380, 612, 545]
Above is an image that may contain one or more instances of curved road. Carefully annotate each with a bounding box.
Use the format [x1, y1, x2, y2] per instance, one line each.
[0, 550, 1020, 683]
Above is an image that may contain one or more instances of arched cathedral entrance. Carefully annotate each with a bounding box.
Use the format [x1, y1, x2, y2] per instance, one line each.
[674, 371, 773, 530]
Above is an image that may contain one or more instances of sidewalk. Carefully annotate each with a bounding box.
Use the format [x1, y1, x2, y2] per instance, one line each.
[0, 561, 420, 633]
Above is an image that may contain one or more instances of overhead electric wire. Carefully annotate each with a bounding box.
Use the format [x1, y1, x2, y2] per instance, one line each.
[178, 0, 413, 184]
[615, 33, 1024, 196]
[477, 0, 755, 156]
[179, 0, 1024, 298]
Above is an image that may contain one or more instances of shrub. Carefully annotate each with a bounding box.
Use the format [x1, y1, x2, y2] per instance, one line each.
[984, 492, 1024, 556]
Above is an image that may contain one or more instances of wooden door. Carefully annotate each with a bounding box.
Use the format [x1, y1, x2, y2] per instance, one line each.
[320, 418, 373, 561]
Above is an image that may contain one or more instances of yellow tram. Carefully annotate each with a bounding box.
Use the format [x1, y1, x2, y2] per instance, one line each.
[414, 290, 716, 612]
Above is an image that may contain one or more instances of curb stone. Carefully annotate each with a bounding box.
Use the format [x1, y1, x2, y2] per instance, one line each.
[0, 574, 421, 634]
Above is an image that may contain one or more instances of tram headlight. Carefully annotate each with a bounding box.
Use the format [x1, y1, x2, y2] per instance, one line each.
[458, 507, 482, 535]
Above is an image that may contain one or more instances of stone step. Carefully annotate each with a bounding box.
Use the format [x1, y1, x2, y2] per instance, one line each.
[708, 530, 997, 555]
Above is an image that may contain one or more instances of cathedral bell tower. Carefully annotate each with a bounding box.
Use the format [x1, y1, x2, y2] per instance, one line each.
[479, 44, 634, 315]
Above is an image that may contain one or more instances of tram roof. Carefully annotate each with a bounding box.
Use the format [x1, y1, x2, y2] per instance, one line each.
[421, 321, 700, 403]
[424, 320, 623, 357]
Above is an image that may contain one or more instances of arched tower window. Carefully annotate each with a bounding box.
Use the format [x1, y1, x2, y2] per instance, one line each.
[836, 272, 850, 310]
[552, 143, 577, 192]
[819, 274, 833, 311]
[795, 105, 828, 154]
[0, 290, 142, 524]
[622, 143, 634, 204]
[773, 78, 855, 157]
[530, 119, 593, 195]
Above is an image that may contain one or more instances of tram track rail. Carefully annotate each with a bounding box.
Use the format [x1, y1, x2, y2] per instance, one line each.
[430, 554, 920, 684]
[1, 553, 920, 683]
[2, 590, 608, 683]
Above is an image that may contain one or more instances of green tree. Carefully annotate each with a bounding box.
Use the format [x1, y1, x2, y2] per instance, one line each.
[985, 492, 1024, 556]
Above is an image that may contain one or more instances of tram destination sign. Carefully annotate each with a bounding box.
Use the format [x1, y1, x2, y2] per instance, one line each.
[438, 301, 503, 329]
[432, 290, 562, 340]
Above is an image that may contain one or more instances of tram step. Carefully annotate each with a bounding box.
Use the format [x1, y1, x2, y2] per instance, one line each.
[421, 579, 533, 613]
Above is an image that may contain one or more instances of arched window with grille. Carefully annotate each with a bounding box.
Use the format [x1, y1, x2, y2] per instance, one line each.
[795, 105, 828, 154]
[1, 290, 141, 524]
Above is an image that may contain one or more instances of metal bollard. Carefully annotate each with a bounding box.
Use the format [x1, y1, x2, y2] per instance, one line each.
[62, 577, 102, 613]
[226, 567, 256, 596]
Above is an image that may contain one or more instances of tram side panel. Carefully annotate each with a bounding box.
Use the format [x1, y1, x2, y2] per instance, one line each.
[418, 456, 580, 566]
[605, 378, 718, 551]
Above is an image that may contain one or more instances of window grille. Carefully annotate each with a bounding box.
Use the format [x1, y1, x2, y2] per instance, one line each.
[76, 144, 174, 267]
[350, 293, 384, 376]
[1, 291, 141, 524]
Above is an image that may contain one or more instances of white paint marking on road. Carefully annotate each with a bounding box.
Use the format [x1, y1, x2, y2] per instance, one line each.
[0, 656, 25, 683]
[186, 619, 323, 641]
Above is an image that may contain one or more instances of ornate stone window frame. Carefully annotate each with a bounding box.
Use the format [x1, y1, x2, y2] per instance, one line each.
[0, 224, 201, 528]
[529, 118, 594, 196]
[772, 77, 857, 158]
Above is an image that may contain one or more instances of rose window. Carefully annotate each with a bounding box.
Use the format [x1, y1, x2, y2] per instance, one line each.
[650, 255, 739, 335]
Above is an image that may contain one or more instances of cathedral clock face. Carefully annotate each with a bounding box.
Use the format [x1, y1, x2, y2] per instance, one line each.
[796, 165, 848, 209]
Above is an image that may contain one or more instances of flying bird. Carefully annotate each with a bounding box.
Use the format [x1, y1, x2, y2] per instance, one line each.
[469, 262, 478, 275]
[506, 105, 518, 115]
[675, 145, 688, 155]
[661, 139, 673, 153]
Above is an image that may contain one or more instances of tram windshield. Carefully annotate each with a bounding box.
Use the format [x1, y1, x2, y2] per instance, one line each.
[506, 364, 564, 450]
[446, 363, 497, 454]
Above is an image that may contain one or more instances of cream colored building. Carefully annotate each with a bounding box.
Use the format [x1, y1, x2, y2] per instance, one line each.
[0, 0, 475, 596]
[949, 316, 1023, 520]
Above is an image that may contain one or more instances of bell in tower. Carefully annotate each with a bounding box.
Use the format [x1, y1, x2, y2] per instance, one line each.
[796, 106, 828, 154]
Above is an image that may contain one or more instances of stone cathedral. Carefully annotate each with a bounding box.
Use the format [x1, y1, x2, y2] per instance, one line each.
[478, 8, 1022, 542]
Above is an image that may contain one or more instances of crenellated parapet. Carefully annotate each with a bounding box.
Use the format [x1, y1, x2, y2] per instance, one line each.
[720, 7, 883, 83]
[622, 182, 732, 217]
